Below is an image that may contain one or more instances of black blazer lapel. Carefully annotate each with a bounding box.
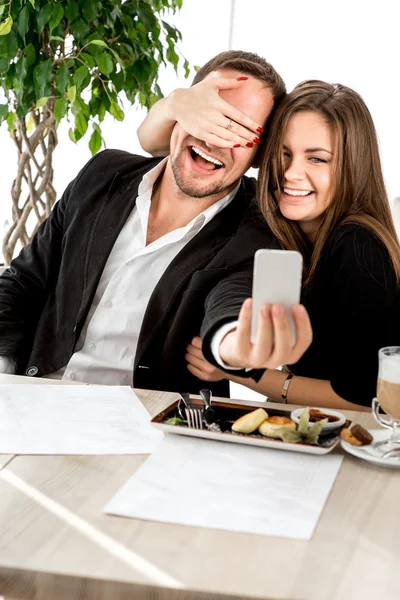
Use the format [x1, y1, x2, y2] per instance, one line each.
[75, 161, 162, 335]
[135, 178, 253, 368]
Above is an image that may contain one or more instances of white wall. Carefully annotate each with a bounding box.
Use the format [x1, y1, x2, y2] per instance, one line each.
[0, 0, 399, 400]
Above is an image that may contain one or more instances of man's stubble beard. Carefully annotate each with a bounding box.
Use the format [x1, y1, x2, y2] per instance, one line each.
[171, 151, 231, 199]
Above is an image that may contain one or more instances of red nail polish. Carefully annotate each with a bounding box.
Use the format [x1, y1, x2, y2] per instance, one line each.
[237, 76, 248, 81]
[233, 144, 241, 148]
[256, 126, 264, 133]
[253, 137, 260, 144]
[246, 142, 253, 148]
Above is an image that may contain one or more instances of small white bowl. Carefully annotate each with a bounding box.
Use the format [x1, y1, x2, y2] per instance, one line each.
[290, 407, 346, 432]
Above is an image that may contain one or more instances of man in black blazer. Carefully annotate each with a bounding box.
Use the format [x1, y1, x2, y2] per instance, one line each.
[0, 51, 311, 396]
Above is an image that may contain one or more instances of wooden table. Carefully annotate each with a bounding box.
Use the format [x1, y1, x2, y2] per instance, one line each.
[0, 376, 399, 600]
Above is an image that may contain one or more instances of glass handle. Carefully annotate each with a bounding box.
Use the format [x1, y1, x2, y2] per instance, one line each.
[372, 397, 393, 429]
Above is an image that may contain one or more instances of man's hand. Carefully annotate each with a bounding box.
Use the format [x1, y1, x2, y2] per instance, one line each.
[186, 337, 226, 382]
[220, 298, 312, 370]
[166, 75, 263, 149]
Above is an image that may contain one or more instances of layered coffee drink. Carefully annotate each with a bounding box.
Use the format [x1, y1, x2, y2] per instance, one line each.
[377, 348, 400, 420]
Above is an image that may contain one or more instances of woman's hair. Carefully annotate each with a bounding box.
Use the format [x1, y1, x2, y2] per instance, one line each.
[258, 80, 400, 285]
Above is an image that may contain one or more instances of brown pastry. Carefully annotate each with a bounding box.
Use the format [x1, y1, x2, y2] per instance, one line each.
[258, 416, 296, 439]
[340, 428, 363, 446]
[232, 408, 269, 434]
[350, 424, 373, 446]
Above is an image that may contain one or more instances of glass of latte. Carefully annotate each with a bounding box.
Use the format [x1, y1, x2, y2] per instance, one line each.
[372, 347, 400, 454]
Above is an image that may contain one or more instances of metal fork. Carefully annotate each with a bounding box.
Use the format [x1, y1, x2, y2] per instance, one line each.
[178, 392, 203, 429]
[184, 406, 204, 429]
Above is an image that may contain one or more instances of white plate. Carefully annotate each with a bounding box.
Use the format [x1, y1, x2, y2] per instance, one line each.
[341, 429, 400, 468]
[291, 407, 346, 432]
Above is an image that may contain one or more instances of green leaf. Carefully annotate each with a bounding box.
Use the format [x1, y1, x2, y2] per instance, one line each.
[28, 0, 35, 7]
[26, 112, 35, 132]
[33, 59, 52, 97]
[138, 91, 147, 106]
[0, 16, 13, 36]
[54, 97, 68, 121]
[6, 111, 17, 133]
[0, 29, 17, 69]
[97, 52, 113, 76]
[65, 0, 79, 22]
[67, 85, 76, 103]
[72, 96, 90, 119]
[165, 417, 187, 425]
[0, 104, 8, 120]
[306, 420, 328, 445]
[109, 48, 126, 73]
[35, 96, 49, 109]
[110, 101, 124, 121]
[137, 2, 156, 29]
[80, 52, 95, 68]
[82, 0, 97, 23]
[75, 111, 88, 136]
[50, 35, 64, 43]
[89, 125, 102, 155]
[183, 58, 190, 79]
[298, 407, 310, 436]
[69, 17, 87, 40]
[162, 20, 179, 42]
[278, 429, 303, 443]
[68, 127, 76, 143]
[88, 39, 108, 48]
[49, 4, 64, 32]
[17, 7, 30, 41]
[97, 102, 106, 122]
[55, 63, 69, 94]
[23, 43, 36, 67]
[166, 41, 179, 72]
[73, 65, 89, 90]
[37, 4, 52, 34]
[15, 56, 27, 87]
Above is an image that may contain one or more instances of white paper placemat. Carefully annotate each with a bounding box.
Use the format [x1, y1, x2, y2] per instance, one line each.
[0, 385, 163, 454]
[105, 434, 343, 540]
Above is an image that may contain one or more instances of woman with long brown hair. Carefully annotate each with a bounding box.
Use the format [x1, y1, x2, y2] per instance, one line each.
[139, 78, 400, 410]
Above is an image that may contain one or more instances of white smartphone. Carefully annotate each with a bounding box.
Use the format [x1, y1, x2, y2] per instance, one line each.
[251, 249, 303, 344]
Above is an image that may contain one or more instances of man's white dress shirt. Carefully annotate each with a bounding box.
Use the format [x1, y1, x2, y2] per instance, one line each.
[0, 159, 240, 383]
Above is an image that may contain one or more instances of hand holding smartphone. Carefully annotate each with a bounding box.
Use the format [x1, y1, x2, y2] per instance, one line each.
[251, 250, 303, 344]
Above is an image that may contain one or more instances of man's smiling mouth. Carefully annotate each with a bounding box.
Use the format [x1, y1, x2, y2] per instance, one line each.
[190, 146, 224, 170]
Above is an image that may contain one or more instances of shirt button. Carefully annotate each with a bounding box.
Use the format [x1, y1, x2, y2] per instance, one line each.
[126, 259, 134, 266]
[89, 343, 96, 351]
[26, 366, 38, 377]
[70, 372, 76, 381]
[105, 301, 112, 308]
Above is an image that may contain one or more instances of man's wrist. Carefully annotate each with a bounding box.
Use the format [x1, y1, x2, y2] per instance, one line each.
[211, 321, 241, 369]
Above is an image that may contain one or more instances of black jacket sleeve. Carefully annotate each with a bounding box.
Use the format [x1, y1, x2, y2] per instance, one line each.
[200, 259, 265, 380]
[0, 154, 100, 367]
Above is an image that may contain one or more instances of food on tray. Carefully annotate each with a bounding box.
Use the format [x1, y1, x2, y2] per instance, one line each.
[309, 408, 341, 423]
[267, 408, 328, 445]
[341, 424, 373, 446]
[258, 416, 296, 438]
[340, 428, 363, 446]
[350, 424, 373, 445]
[232, 408, 269, 434]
